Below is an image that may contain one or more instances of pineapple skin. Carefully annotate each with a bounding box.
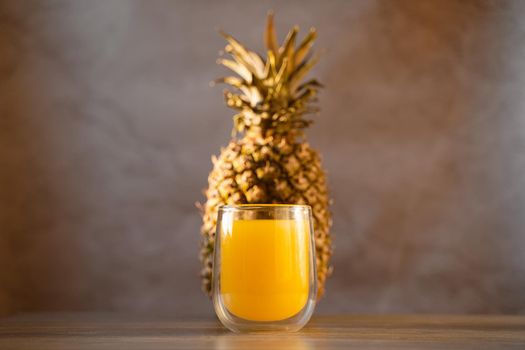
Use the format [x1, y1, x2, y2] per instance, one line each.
[200, 134, 332, 299]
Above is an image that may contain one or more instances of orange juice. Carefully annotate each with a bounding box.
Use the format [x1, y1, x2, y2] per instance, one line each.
[220, 219, 310, 321]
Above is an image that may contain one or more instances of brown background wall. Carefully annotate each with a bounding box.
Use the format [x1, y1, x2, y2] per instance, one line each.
[1, 0, 525, 317]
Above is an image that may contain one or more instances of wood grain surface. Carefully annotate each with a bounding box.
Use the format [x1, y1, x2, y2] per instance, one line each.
[1, 313, 524, 349]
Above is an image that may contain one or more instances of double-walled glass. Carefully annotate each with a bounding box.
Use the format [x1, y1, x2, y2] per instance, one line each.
[213, 204, 317, 332]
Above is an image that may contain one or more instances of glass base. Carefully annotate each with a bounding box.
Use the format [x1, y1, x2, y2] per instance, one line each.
[213, 292, 316, 333]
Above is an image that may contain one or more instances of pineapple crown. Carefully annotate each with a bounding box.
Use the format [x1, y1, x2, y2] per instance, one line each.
[214, 12, 322, 138]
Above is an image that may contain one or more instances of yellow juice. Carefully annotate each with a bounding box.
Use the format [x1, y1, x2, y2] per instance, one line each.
[220, 219, 310, 321]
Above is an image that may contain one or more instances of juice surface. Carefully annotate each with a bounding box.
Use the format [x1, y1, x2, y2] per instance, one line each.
[220, 219, 310, 321]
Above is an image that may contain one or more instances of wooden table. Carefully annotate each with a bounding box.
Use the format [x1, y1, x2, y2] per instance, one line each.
[1, 313, 524, 349]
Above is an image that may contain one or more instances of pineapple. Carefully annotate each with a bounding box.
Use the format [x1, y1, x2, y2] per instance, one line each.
[200, 13, 332, 299]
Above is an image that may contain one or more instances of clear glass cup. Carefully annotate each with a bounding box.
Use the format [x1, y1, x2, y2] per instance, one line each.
[212, 204, 317, 333]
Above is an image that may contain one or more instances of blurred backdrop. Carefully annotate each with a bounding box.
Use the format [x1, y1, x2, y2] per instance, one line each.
[1, 0, 525, 317]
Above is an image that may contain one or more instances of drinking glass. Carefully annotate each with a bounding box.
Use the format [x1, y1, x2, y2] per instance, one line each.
[213, 204, 317, 332]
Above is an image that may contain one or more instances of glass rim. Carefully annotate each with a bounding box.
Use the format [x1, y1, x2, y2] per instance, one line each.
[219, 204, 311, 212]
